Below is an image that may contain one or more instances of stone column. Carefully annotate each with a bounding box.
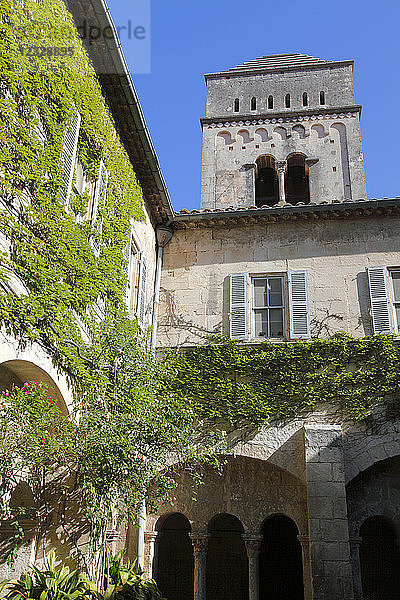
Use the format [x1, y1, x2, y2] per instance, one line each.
[276, 161, 287, 203]
[304, 425, 354, 600]
[349, 536, 362, 599]
[298, 534, 313, 600]
[143, 531, 157, 580]
[242, 534, 262, 600]
[190, 532, 208, 600]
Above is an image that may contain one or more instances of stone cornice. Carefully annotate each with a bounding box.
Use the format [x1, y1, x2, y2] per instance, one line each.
[172, 199, 400, 230]
[201, 105, 362, 129]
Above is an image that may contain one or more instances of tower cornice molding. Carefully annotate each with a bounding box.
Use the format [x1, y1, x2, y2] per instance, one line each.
[201, 105, 361, 129]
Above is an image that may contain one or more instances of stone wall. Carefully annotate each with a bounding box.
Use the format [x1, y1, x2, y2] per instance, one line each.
[158, 215, 400, 347]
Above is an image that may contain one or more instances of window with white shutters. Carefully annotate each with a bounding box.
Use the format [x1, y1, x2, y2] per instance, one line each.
[137, 252, 147, 327]
[288, 270, 311, 339]
[59, 111, 81, 207]
[228, 271, 311, 341]
[367, 267, 394, 334]
[389, 270, 400, 333]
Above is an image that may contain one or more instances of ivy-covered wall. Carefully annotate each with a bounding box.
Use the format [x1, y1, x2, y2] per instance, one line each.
[0, 0, 151, 389]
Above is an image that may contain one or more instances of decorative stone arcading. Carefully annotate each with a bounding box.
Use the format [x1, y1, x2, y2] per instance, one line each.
[206, 112, 357, 129]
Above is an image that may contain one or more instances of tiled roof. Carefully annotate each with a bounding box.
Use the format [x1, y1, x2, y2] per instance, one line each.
[172, 198, 400, 229]
[228, 53, 329, 73]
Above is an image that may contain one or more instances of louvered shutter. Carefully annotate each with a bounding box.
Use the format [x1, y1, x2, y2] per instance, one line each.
[91, 161, 108, 256]
[229, 273, 248, 340]
[59, 111, 81, 207]
[124, 235, 133, 307]
[288, 270, 311, 339]
[137, 253, 147, 326]
[367, 267, 393, 334]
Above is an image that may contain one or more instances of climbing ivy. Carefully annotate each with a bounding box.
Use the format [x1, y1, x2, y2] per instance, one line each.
[165, 334, 400, 430]
[0, 0, 144, 386]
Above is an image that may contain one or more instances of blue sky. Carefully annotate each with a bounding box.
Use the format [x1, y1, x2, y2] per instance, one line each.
[107, 0, 399, 212]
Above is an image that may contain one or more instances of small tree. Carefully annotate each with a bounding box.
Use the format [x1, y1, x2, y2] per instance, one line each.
[0, 314, 222, 582]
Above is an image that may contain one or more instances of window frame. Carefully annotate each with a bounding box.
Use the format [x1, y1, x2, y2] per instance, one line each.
[388, 268, 400, 333]
[250, 274, 286, 340]
[126, 234, 141, 317]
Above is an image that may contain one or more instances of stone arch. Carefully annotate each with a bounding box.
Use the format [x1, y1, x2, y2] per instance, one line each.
[207, 513, 248, 600]
[154, 512, 194, 600]
[216, 130, 234, 146]
[0, 359, 69, 416]
[255, 154, 278, 207]
[259, 514, 304, 600]
[285, 153, 310, 205]
[255, 128, 269, 142]
[311, 123, 326, 138]
[292, 124, 306, 139]
[237, 129, 251, 144]
[273, 126, 287, 140]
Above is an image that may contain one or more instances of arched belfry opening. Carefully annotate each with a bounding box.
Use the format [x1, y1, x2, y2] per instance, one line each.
[206, 513, 248, 600]
[285, 154, 310, 205]
[255, 155, 279, 207]
[154, 513, 194, 600]
[360, 516, 400, 599]
[259, 515, 304, 600]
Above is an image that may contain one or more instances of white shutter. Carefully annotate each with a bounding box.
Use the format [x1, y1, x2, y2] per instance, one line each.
[90, 161, 108, 256]
[59, 111, 81, 207]
[229, 273, 248, 340]
[124, 235, 133, 307]
[288, 270, 311, 339]
[367, 266, 393, 334]
[137, 253, 147, 326]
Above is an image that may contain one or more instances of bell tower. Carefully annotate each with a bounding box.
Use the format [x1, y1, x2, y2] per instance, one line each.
[200, 54, 367, 210]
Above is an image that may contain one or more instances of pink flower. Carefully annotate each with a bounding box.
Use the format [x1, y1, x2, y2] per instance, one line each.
[41, 438, 47, 444]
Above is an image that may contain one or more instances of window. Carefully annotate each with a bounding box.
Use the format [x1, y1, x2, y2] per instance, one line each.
[124, 235, 148, 326]
[285, 94, 290, 108]
[320, 91, 325, 105]
[88, 160, 108, 256]
[234, 98, 240, 112]
[252, 277, 285, 338]
[268, 95, 273, 109]
[251, 97, 257, 110]
[302, 92, 308, 107]
[255, 155, 278, 207]
[229, 271, 310, 341]
[285, 154, 310, 205]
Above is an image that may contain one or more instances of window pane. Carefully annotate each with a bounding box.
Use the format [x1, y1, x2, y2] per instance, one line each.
[268, 278, 283, 307]
[395, 304, 400, 332]
[253, 279, 267, 307]
[392, 272, 400, 302]
[269, 308, 284, 337]
[254, 309, 268, 337]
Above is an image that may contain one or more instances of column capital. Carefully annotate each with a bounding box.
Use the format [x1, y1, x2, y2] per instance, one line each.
[190, 532, 209, 555]
[144, 531, 157, 544]
[276, 160, 287, 173]
[242, 534, 263, 558]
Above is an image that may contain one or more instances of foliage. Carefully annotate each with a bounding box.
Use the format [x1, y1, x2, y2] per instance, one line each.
[0, 551, 164, 600]
[101, 551, 164, 600]
[0, 550, 96, 600]
[0, 0, 222, 574]
[165, 333, 400, 430]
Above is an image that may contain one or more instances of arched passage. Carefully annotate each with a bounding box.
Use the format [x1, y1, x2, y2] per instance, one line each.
[154, 513, 194, 600]
[207, 513, 248, 600]
[259, 515, 304, 600]
[360, 516, 400, 599]
[255, 155, 279, 207]
[285, 154, 310, 205]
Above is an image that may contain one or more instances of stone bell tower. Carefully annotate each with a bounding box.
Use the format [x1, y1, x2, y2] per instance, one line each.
[200, 53, 367, 210]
